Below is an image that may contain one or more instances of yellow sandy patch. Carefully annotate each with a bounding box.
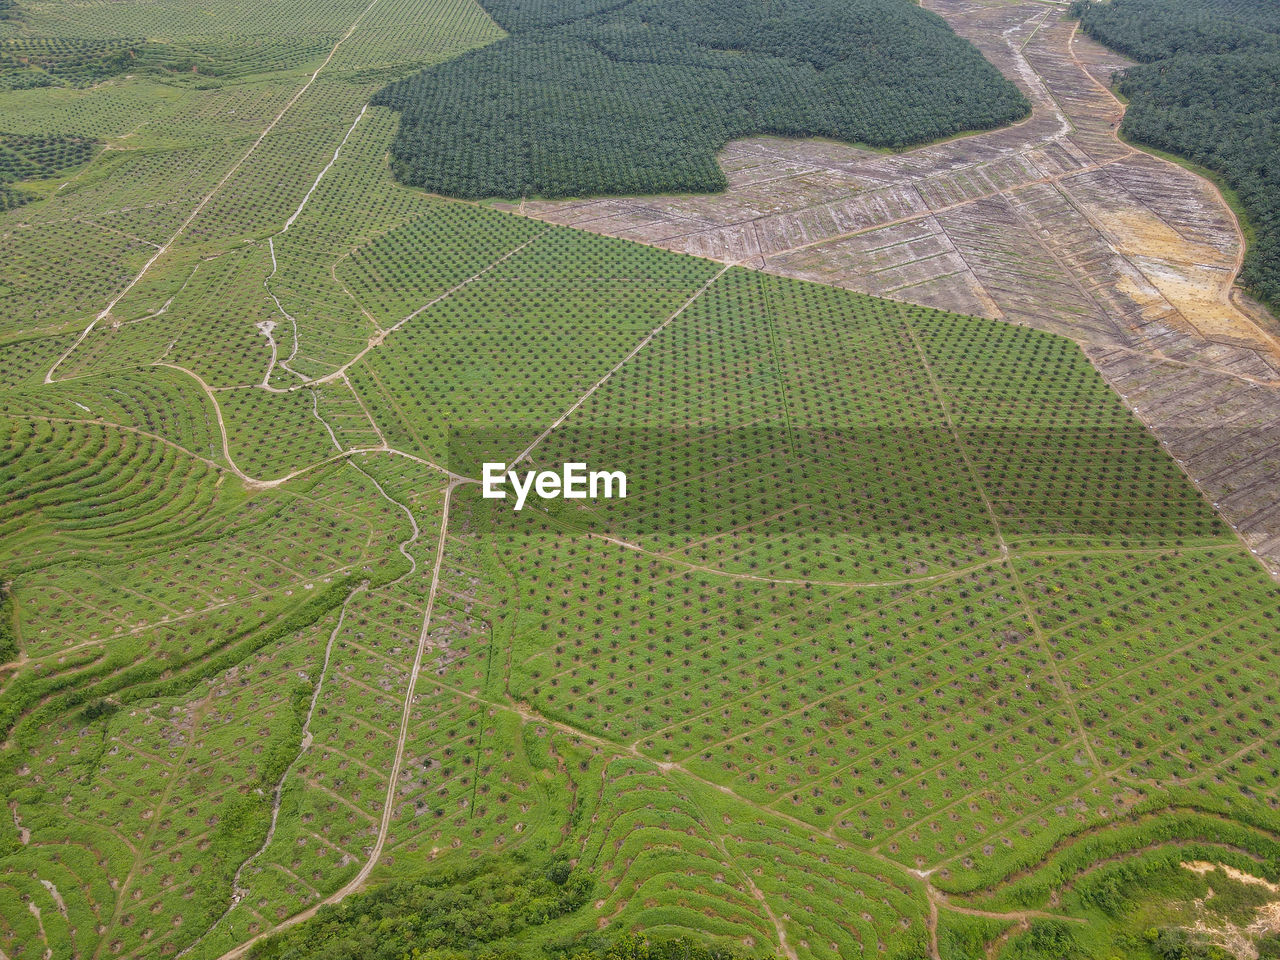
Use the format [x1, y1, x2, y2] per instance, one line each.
[1182, 861, 1280, 894]
[1091, 205, 1280, 357]
[1250, 901, 1280, 937]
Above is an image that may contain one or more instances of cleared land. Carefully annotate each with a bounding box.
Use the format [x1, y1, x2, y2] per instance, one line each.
[508, 0, 1280, 576]
[2, 1, 1280, 960]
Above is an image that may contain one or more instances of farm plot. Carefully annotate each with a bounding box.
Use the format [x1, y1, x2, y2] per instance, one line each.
[544, 752, 932, 959]
[0, 415, 228, 573]
[353, 228, 719, 468]
[511, 0, 1280, 575]
[520, 268, 1226, 581]
[428, 260, 1280, 952]
[0, 451, 421, 960]
[6, 615, 343, 960]
[0, 130, 94, 211]
[3, 0, 1280, 957]
[0, 216, 162, 337]
[922, 803, 1280, 959]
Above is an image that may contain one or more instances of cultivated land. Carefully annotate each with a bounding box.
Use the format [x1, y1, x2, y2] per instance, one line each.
[509, 0, 1280, 576]
[1, 1, 1280, 960]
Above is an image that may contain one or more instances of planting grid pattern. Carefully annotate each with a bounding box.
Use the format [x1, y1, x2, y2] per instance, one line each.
[0, 1, 1279, 959]
[512, 0, 1280, 578]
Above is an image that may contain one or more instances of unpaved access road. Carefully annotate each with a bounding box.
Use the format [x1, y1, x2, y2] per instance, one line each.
[506, 0, 1280, 575]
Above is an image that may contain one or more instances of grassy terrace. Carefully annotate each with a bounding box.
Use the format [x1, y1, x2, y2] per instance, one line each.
[1, 0, 1279, 959]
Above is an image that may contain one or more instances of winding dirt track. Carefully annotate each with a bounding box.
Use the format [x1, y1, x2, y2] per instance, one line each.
[214, 480, 458, 960]
[44, 0, 388, 387]
[23, 4, 1280, 957]
[509, 0, 1280, 576]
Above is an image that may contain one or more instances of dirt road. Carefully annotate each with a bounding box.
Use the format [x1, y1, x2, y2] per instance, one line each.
[509, 0, 1280, 575]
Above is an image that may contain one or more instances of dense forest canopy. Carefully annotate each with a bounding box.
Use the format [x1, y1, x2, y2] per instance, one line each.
[1072, 0, 1280, 307]
[247, 856, 755, 960]
[372, 0, 1028, 199]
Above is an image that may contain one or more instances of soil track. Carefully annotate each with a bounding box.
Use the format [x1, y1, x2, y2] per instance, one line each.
[44, 0, 388, 387]
[508, 0, 1280, 575]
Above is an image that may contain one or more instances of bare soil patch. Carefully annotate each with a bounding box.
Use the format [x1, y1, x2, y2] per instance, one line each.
[506, 0, 1280, 575]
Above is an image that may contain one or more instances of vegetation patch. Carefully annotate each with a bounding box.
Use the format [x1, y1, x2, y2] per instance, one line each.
[244, 851, 766, 960]
[372, 0, 1028, 198]
[0, 131, 95, 210]
[1072, 0, 1280, 306]
[249, 856, 595, 960]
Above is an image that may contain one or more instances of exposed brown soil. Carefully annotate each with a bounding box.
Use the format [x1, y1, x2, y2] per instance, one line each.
[505, 0, 1280, 575]
[1179, 861, 1280, 959]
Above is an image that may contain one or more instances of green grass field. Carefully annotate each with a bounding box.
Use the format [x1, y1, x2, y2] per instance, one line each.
[3, 1, 1280, 959]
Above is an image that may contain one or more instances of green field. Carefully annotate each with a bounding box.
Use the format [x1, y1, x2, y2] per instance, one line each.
[3, 1, 1280, 959]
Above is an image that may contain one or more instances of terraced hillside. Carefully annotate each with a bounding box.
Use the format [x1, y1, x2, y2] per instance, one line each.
[3, 1, 1280, 960]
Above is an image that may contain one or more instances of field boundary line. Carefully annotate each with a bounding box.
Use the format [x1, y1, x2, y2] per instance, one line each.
[262, 238, 310, 388]
[45, 0, 388, 385]
[301, 230, 550, 390]
[578, 529, 1005, 589]
[284, 105, 368, 233]
[214, 481, 457, 960]
[757, 276, 799, 457]
[344, 373, 388, 446]
[350, 460, 420, 578]
[261, 105, 371, 388]
[155, 362, 258, 483]
[155, 361, 472, 487]
[311, 390, 342, 450]
[512, 263, 731, 467]
[901, 316, 1104, 776]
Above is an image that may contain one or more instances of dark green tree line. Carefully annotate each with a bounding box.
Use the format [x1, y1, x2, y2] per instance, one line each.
[247, 854, 758, 960]
[1073, 0, 1280, 307]
[372, 0, 1028, 199]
